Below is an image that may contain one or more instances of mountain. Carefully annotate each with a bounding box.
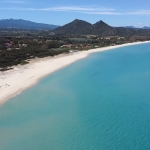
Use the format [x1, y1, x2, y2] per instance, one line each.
[124, 26, 136, 29]
[115, 27, 150, 36]
[54, 19, 150, 36]
[54, 19, 116, 36]
[92, 20, 116, 36]
[0, 19, 59, 30]
[2, 18, 150, 36]
[143, 26, 150, 29]
[54, 19, 93, 35]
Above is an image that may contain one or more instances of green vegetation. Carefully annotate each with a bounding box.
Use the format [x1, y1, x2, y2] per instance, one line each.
[20, 60, 29, 65]
[0, 27, 150, 70]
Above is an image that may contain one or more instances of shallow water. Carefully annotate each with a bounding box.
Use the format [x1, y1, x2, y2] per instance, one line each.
[0, 43, 150, 150]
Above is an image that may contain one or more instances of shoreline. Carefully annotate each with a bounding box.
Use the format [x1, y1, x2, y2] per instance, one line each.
[0, 41, 150, 105]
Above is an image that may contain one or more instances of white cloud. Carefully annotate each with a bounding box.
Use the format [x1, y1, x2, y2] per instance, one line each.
[36, 6, 116, 12]
[0, 6, 119, 15]
[1, 6, 150, 16]
[0, 0, 26, 4]
[84, 11, 121, 15]
[127, 10, 150, 15]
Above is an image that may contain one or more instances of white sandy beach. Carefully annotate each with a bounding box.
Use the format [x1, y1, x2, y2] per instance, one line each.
[0, 41, 150, 105]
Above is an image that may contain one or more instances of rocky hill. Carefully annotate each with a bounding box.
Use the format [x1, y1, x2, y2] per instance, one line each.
[54, 19, 150, 36]
[54, 19, 93, 35]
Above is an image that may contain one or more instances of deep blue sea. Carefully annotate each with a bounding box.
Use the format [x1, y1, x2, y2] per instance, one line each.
[1, 43, 150, 150]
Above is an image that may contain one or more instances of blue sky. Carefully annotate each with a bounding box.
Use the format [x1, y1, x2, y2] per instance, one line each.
[0, 0, 150, 27]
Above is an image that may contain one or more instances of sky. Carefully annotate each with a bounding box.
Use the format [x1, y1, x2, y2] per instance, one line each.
[0, 0, 150, 27]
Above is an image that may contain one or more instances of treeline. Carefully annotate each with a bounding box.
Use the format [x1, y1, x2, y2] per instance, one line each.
[1, 29, 150, 69]
[67, 38, 99, 44]
[0, 45, 69, 68]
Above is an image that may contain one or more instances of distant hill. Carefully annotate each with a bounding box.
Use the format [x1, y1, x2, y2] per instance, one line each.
[54, 19, 150, 36]
[125, 26, 150, 29]
[54, 19, 93, 35]
[92, 20, 116, 36]
[143, 26, 150, 29]
[54, 19, 116, 36]
[115, 27, 150, 36]
[1, 18, 150, 36]
[124, 26, 136, 29]
[0, 19, 59, 30]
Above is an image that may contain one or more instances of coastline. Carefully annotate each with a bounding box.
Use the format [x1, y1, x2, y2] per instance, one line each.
[0, 41, 150, 105]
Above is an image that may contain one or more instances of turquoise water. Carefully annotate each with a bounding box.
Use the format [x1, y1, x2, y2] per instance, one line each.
[1, 43, 150, 150]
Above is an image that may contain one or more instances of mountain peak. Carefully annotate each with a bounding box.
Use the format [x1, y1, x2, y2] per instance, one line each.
[98, 20, 105, 23]
[91, 20, 116, 36]
[71, 19, 92, 25]
[73, 19, 80, 22]
[54, 19, 116, 35]
[93, 20, 110, 27]
[54, 19, 92, 35]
